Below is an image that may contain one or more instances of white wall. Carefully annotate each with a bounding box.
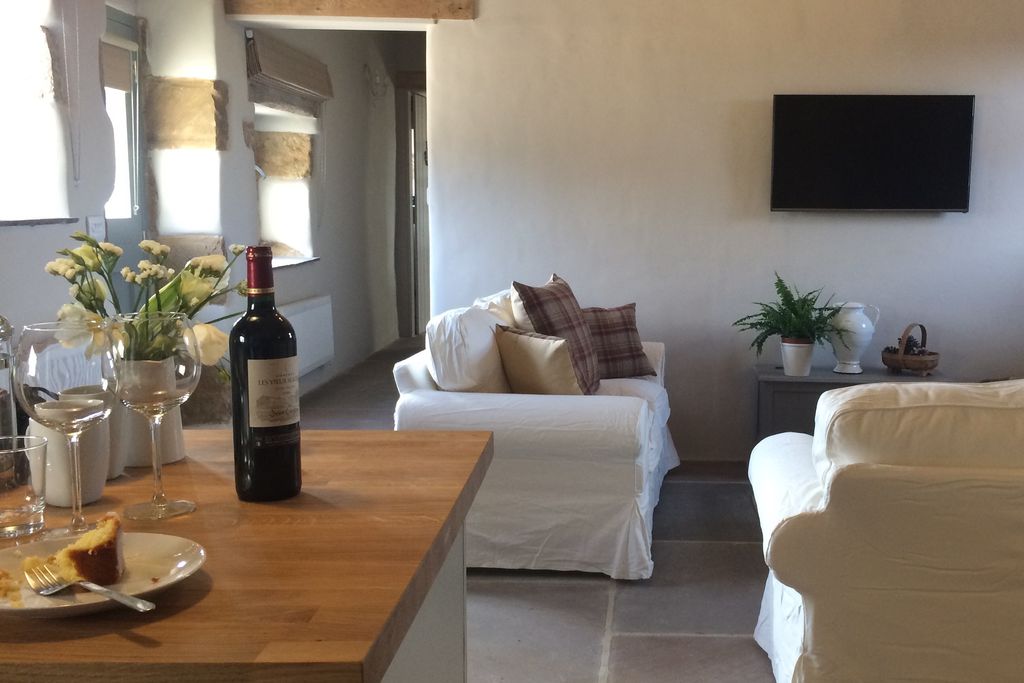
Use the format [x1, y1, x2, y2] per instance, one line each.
[428, 0, 1024, 461]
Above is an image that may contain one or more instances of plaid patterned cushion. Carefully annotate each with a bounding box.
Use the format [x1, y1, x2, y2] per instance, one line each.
[511, 275, 600, 394]
[582, 303, 656, 379]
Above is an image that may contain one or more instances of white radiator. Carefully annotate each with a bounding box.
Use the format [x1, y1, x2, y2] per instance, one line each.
[279, 295, 335, 376]
[207, 295, 334, 377]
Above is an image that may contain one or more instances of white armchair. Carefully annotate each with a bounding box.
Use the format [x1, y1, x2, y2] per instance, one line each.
[749, 380, 1024, 682]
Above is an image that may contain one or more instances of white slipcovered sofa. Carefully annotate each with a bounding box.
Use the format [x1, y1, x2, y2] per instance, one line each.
[393, 290, 679, 580]
[749, 379, 1024, 682]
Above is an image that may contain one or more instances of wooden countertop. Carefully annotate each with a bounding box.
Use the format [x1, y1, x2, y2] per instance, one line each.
[0, 429, 494, 682]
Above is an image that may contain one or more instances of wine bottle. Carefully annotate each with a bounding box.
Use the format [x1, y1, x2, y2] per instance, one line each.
[230, 245, 301, 501]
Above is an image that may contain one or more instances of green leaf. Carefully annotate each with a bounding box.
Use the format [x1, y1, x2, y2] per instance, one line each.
[733, 273, 841, 354]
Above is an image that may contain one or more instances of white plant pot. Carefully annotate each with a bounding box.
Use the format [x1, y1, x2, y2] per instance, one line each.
[780, 341, 814, 377]
[115, 360, 186, 468]
[117, 403, 185, 468]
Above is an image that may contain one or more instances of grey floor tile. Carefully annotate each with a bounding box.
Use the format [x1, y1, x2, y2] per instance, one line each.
[608, 635, 774, 683]
[467, 578, 610, 683]
[614, 542, 767, 635]
[654, 482, 762, 542]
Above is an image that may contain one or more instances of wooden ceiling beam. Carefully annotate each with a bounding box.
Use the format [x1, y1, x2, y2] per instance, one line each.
[223, 0, 475, 21]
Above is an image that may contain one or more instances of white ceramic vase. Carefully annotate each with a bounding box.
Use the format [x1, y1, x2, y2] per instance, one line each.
[829, 302, 880, 374]
[116, 360, 186, 468]
[780, 340, 814, 377]
[118, 403, 185, 468]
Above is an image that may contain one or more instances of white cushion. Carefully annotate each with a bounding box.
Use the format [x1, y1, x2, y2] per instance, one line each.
[812, 379, 1024, 481]
[494, 326, 583, 395]
[472, 289, 516, 326]
[425, 307, 511, 393]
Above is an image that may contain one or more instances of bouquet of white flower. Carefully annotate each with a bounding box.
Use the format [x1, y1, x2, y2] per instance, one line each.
[45, 232, 245, 376]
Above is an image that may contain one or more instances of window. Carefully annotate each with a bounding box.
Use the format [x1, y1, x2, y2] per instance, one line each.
[102, 7, 145, 232]
[0, 2, 69, 222]
[253, 104, 317, 259]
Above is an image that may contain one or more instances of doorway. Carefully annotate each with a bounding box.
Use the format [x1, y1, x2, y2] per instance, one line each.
[395, 83, 429, 337]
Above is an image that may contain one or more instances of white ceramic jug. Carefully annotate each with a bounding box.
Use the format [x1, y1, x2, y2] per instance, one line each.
[829, 302, 880, 374]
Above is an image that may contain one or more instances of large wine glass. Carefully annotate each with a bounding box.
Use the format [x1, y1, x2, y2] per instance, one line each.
[109, 312, 200, 520]
[13, 321, 112, 538]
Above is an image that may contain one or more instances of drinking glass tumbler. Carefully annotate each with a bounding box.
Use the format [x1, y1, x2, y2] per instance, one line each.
[0, 435, 47, 538]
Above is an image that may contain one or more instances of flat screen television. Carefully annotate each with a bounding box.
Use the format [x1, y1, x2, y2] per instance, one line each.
[770, 94, 975, 212]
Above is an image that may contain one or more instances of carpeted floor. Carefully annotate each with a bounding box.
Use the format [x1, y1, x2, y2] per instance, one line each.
[300, 336, 774, 682]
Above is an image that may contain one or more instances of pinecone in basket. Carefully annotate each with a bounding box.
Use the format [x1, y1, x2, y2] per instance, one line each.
[883, 335, 929, 356]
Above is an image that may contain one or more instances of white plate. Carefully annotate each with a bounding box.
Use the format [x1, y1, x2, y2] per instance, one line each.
[0, 533, 206, 617]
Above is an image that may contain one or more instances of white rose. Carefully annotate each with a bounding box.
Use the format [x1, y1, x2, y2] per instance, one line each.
[70, 245, 101, 271]
[192, 323, 229, 365]
[53, 305, 105, 355]
[179, 271, 215, 307]
[80, 278, 107, 302]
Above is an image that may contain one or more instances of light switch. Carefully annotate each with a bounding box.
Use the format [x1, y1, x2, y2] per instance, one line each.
[86, 216, 106, 241]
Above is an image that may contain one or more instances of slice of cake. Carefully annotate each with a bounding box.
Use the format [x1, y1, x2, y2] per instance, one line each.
[23, 512, 125, 586]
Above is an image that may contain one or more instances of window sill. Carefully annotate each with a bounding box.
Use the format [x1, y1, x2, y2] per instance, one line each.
[272, 255, 320, 269]
[0, 217, 79, 227]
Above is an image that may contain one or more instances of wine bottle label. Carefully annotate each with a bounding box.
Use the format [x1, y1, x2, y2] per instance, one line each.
[247, 356, 300, 428]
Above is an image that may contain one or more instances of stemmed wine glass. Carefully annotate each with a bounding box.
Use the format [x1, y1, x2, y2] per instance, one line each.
[13, 321, 113, 538]
[108, 311, 200, 520]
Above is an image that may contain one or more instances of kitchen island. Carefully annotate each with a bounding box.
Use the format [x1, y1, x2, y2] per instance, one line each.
[0, 429, 494, 682]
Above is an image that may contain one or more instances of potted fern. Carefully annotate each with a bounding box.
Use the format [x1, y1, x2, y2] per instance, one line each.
[733, 273, 841, 376]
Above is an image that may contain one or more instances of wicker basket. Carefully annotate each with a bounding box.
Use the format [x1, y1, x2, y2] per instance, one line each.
[881, 323, 940, 376]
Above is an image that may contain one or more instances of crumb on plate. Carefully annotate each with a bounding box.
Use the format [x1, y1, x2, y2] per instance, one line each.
[0, 568, 24, 608]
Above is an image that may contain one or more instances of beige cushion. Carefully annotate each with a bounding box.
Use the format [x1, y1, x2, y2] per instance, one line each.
[811, 379, 1024, 480]
[425, 307, 510, 393]
[494, 326, 584, 396]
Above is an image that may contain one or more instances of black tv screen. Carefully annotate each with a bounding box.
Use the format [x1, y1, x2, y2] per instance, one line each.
[770, 94, 974, 212]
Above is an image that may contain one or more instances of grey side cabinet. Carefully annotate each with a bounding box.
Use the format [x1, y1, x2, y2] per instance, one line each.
[755, 365, 943, 440]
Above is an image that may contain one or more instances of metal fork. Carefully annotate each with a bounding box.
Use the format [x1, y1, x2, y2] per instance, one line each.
[23, 563, 155, 612]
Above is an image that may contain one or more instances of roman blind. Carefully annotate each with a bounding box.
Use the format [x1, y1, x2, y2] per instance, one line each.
[100, 42, 131, 91]
[245, 29, 333, 117]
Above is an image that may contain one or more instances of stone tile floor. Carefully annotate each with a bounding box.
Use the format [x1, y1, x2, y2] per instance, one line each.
[466, 475, 773, 683]
[301, 337, 775, 683]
